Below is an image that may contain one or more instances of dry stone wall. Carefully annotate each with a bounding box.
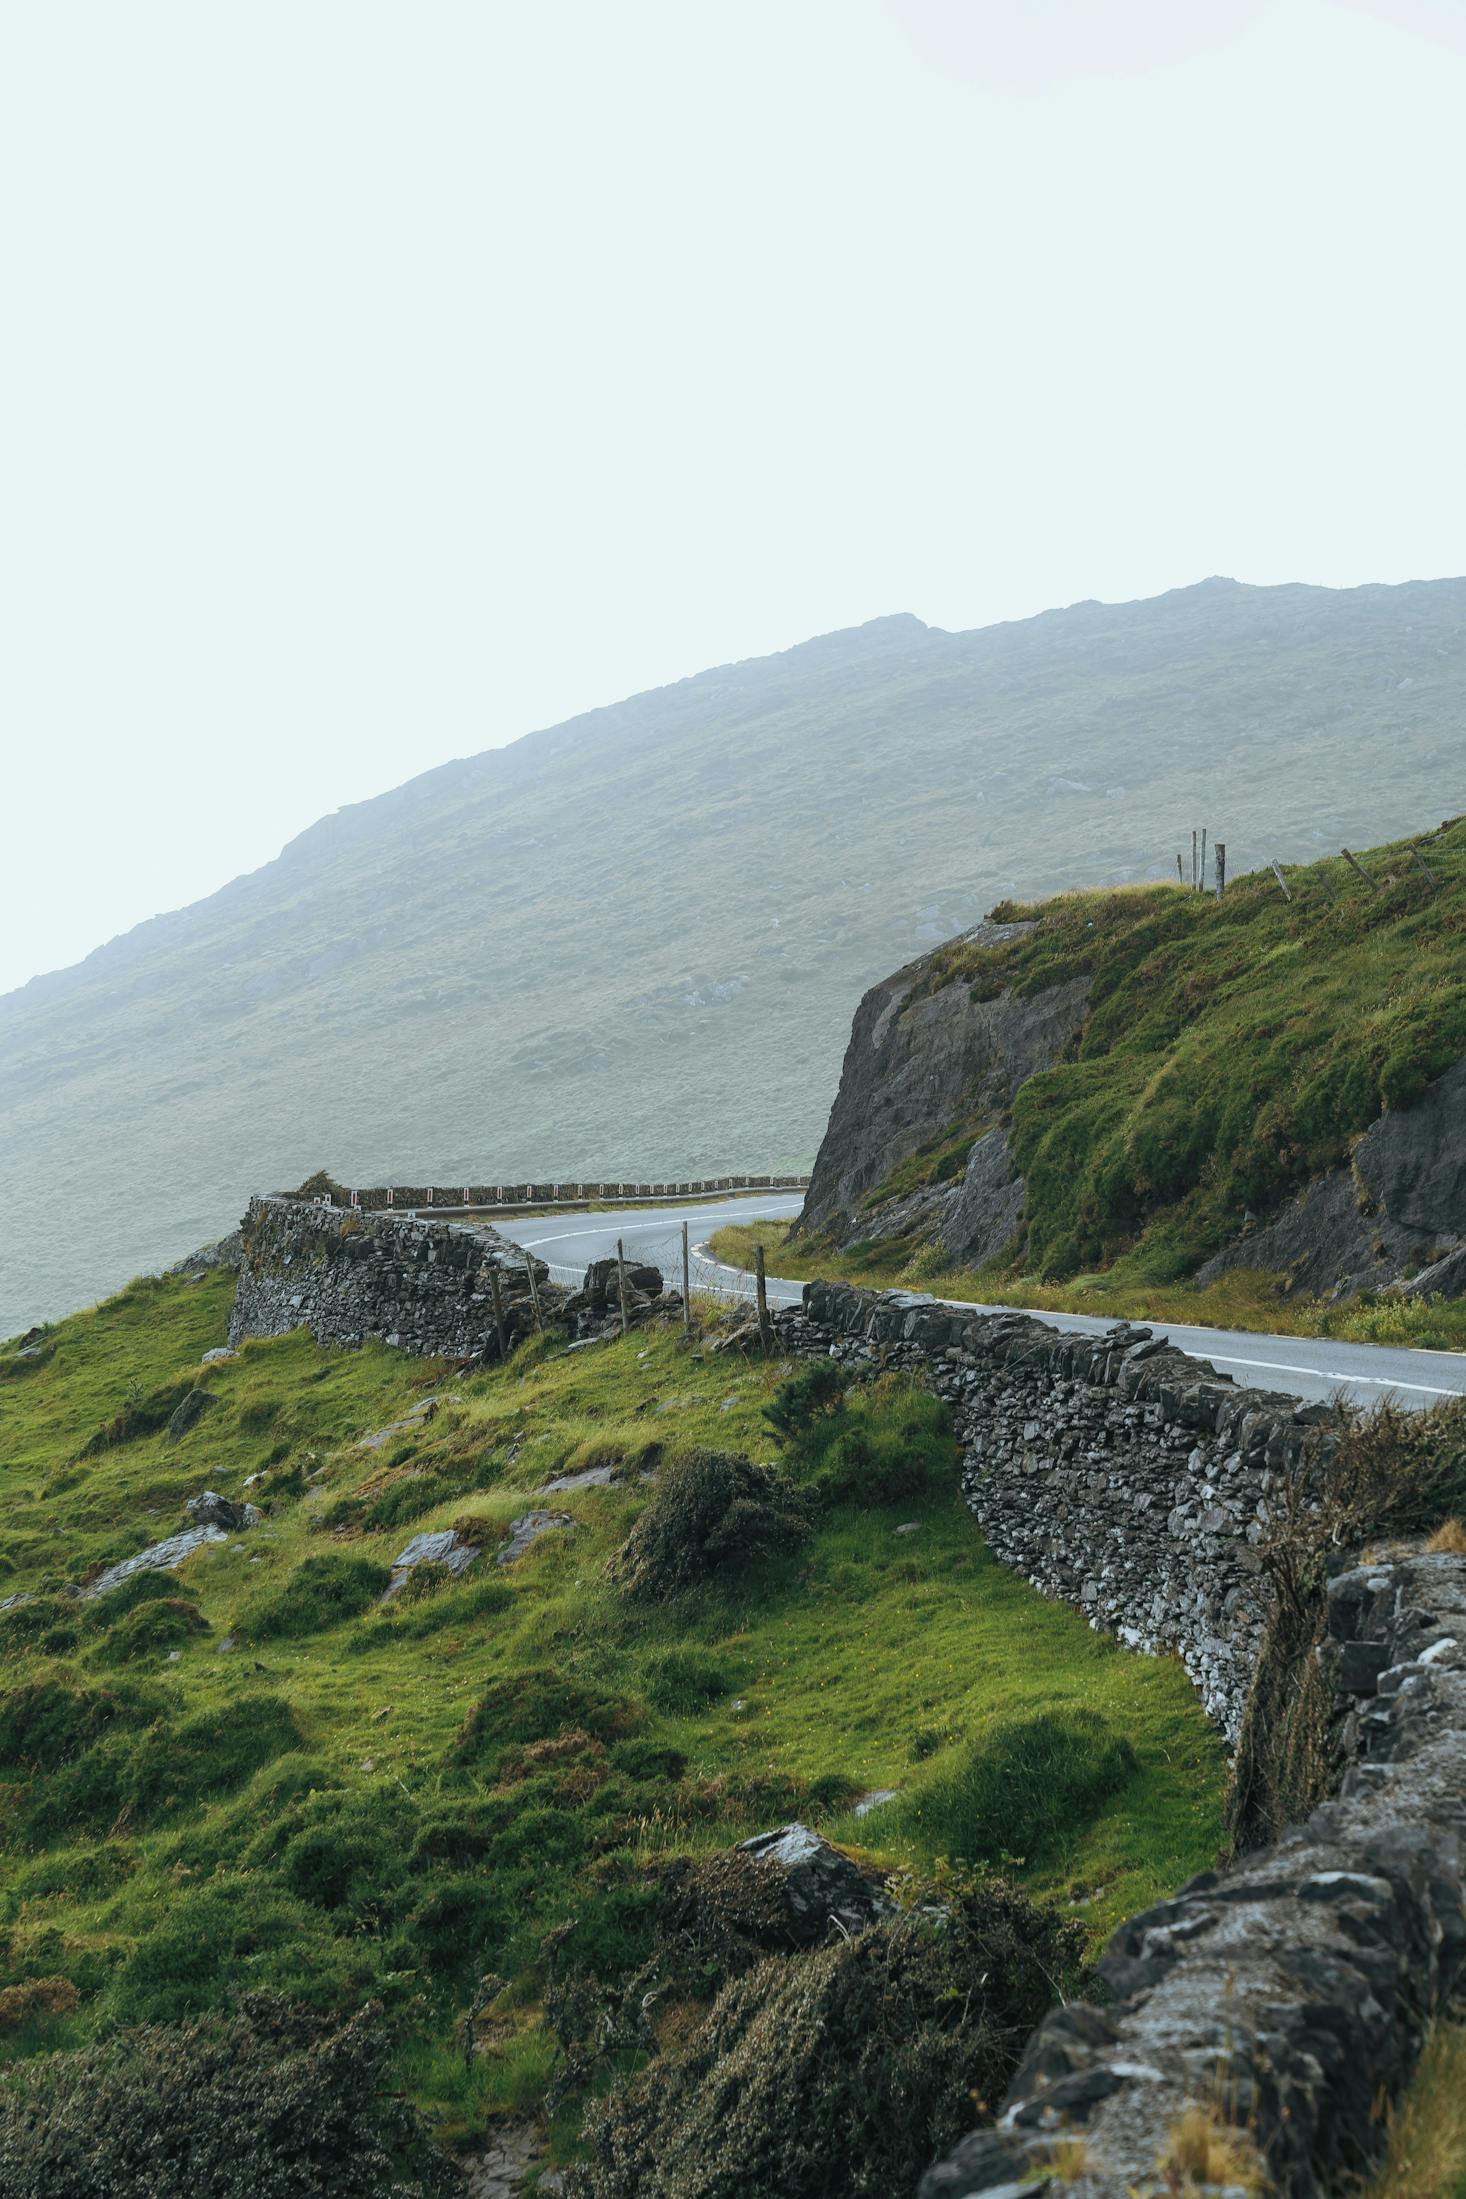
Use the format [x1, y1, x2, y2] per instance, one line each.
[780, 1280, 1342, 1738]
[772, 1281, 1466, 2196]
[228, 1197, 551, 1360]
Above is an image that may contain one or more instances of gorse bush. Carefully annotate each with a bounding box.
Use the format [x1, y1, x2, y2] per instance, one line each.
[89, 1596, 209, 1665]
[766, 1367, 956, 1509]
[896, 1710, 1137, 1865]
[568, 1881, 1087, 2199]
[0, 1994, 456, 2199]
[610, 1451, 812, 1603]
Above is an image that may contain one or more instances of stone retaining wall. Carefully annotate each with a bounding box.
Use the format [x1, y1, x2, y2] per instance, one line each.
[772, 1281, 1466, 2195]
[779, 1280, 1344, 1739]
[228, 1197, 552, 1360]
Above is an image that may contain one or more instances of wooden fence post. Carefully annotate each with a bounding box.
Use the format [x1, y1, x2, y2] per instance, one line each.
[1192, 830, 1198, 890]
[681, 1220, 691, 1336]
[489, 1266, 507, 1359]
[1200, 828, 1208, 891]
[1269, 860, 1292, 902]
[1411, 847, 1439, 890]
[615, 1238, 631, 1338]
[754, 1243, 771, 1360]
[524, 1252, 543, 1332]
[1341, 848, 1378, 893]
[1176, 853, 1184, 885]
[1215, 843, 1226, 899]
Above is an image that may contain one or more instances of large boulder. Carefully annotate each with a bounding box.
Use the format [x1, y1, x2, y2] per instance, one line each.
[184, 1491, 262, 1532]
[579, 1256, 664, 1309]
[736, 1822, 894, 1946]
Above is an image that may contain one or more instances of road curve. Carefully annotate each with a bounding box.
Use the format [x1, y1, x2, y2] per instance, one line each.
[492, 1195, 1466, 1415]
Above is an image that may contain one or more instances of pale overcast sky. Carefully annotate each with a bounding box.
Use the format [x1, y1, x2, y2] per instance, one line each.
[3, 0, 1463, 996]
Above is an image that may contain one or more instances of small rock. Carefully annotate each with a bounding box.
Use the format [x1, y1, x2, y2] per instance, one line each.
[201, 1346, 238, 1364]
[497, 1511, 575, 1566]
[853, 1788, 899, 1819]
[185, 1491, 262, 1533]
[737, 1822, 895, 1946]
[894, 1521, 920, 1536]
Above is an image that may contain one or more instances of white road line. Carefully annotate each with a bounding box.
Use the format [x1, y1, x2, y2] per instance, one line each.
[1196, 1353, 1463, 1397]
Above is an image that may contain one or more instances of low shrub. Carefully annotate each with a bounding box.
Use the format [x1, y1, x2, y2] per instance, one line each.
[0, 1976, 80, 2032]
[90, 1598, 209, 1666]
[610, 1451, 812, 1603]
[0, 1992, 456, 2198]
[568, 1879, 1086, 2199]
[239, 1554, 393, 1639]
[20, 1692, 302, 1847]
[77, 1380, 196, 1458]
[85, 1570, 199, 1621]
[452, 1670, 641, 1765]
[767, 1369, 956, 1510]
[896, 1710, 1137, 1865]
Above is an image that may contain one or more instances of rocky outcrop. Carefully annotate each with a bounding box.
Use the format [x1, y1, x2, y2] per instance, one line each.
[735, 1823, 894, 1946]
[797, 920, 1088, 1248]
[917, 1549, 1466, 2199]
[1197, 1053, 1466, 1298]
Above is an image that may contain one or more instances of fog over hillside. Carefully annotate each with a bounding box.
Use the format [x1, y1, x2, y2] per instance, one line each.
[3, 572, 1463, 1337]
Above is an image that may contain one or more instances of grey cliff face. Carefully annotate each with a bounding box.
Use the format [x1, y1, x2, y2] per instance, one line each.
[797, 918, 1088, 1249]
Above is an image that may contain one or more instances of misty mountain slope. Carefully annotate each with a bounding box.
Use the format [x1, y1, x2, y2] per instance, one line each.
[4, 574, 1465, 1336]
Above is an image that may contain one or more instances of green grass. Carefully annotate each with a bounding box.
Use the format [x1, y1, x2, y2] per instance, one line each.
[1365, 2027, 1466, 2199]
[0, 1269, 1225, 2163]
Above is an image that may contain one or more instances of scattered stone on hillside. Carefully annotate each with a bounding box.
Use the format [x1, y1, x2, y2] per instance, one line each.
[579, 1254, 664, 1306]
[0, 1593, 36, 1615]
[85, 1526, 229, 1599]
[201, 1345, 237, 1364]
[356, 1398, 439, 1451]
[496, 1510, 574, 1566]
[382, 1527, 480, 1599]
[185, 1491, 262, 1532]
[853, 1788, 899, 1819]
[460, 2124, 545, 2198]
[560, 1257, 672, 1340]
[736, 1822, 895, 1946]
[894, 1521, 920, 1535]
[539, 1463, 617, 1493]
[167, 1388, 218, 1440]
[166, 1229, 244, 1277]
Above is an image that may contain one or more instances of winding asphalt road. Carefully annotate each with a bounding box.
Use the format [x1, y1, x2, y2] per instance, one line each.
[491, 1194, 1466, 1415]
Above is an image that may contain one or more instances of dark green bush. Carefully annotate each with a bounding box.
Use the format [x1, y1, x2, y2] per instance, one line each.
[769, 1372, 956, 1510]
[568, 1880, 1086, 2199]
[896, 1710, 1137, 1865]
[0, 1992, 456, 2198]
[610, 1451, 812, 1604]
[239, 1554, 393, 1640]
[452, 1669, 641, 1765]
[90, 1598, 209, 1666]
[86, 1569, 200, 1621]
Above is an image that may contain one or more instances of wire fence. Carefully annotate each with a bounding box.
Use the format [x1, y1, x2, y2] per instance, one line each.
[509, 1218, 805, 1308]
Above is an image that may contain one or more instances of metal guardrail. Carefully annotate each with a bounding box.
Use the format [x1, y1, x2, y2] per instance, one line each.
[334, 1174, 810, 1213]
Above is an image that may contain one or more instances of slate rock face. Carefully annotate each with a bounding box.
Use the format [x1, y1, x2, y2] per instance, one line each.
[939, 1125, 1027, 1267]
[797, 921, 1088, 1247]
[736, 1823, 895, 1946]
[85, 1526, 229, 1599]
[382, 1527, 481, 1599]
[1197, 1052, 1466, 1299]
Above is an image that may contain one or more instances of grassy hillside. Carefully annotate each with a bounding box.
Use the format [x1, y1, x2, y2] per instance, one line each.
[7, 574, 1466, 1337]
[0, 1273, 1224, 2181]
[720, 818, 1466, 1340]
